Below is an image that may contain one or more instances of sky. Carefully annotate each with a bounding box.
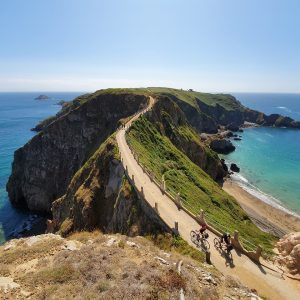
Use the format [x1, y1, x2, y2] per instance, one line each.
[0, 0, 299, 93]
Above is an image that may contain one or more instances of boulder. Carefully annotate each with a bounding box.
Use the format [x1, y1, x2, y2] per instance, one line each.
[226, 123, 240, 132]
[210, 139, 236, 154]
[277, 232, 300, 275]
[230, 163, 240, 172]
[221, 159, 228, 172]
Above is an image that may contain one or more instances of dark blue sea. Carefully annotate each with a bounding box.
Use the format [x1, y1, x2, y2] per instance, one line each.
[0, 92, 81, 244]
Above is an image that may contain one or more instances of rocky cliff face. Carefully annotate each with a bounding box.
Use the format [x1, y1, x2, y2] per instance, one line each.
[173, 94, 300, 132]
[277, 232, 300, 276]
[7, 92, 148, 212]
[49, 137, 168, 236]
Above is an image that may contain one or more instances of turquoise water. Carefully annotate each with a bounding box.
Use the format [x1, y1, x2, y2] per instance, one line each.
[225, 93, 300, 216]
[0, 92, 81, 244]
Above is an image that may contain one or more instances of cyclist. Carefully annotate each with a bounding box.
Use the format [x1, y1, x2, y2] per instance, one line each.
[200, 223, 207, 235]
[221, 232, 233, 253]
[197, 223, 208, 241]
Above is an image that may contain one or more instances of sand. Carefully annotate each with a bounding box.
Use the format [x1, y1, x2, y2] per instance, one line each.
[223, 178, 300, 237]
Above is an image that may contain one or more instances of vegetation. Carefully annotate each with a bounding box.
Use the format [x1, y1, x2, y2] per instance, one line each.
[149, 233, 205, 263]
[3, 233, 246, 299]
[29, 264, 80, 284]
[147, 87, 244, 110]
[127, 116, 277, 256]
[69, 87, 244, 111]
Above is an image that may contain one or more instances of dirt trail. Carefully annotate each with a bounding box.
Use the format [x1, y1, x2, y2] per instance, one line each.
[116, 96, 300, 300]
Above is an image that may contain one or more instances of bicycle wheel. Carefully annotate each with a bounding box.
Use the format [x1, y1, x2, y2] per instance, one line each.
[213, 237, 220, 248]
[190, 231, 198, 243]
[202, 238, 210, 250]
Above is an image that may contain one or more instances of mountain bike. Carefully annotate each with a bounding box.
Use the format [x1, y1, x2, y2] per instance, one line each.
[213, 237, 233, 258]
[190, 230, 210, 250]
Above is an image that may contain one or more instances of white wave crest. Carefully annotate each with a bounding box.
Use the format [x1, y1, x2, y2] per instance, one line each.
[231, 174, 300, 219]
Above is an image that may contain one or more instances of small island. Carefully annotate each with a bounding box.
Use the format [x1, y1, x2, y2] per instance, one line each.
[35, 94, 50, 100]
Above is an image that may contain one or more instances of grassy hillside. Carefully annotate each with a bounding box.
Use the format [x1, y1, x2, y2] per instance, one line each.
[147, 87, 244, 111]
[72, 87, 244, 111]
[127, 116, 276, 256]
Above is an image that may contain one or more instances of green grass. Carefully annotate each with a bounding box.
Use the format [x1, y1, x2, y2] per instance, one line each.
[149, 234, 205, 263]
[127, 116, 277, 257]
[65, 87, 243, 111]
[147, 87, 244, 111]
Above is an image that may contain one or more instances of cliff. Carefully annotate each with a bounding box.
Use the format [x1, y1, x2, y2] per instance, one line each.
[6, 88, 299, 239]
[0, 232, 262, 299]
[49, 136, 169, 236]
[7, 91, 148, 212]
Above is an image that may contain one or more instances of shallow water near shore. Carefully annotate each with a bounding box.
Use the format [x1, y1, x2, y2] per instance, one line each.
[226, 93, 300, 217]
[0, 92, 81, 244]
[224, 127, 300, 216]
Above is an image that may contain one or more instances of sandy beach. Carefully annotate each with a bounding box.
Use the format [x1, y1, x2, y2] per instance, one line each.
[223, 178, 300, 237]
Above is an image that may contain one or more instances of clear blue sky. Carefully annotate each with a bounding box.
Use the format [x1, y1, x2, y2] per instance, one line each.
[1, 0, 299, 92]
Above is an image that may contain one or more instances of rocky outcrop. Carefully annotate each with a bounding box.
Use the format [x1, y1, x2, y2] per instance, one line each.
[230, 163, 240, 172]
[226, 123, 240, 132]
[7, 92, 148, 213]
[49, 137, 168, 236]
[210, 139, 236, 154]
[171, 93, 300, 132]
[277, 232, 300, 275]
[35, 94, 49, 100]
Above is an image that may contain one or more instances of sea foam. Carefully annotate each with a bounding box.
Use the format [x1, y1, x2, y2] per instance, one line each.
[231, 173, 300, 219]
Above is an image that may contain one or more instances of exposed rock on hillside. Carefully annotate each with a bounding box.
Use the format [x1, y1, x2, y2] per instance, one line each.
[7, 93, 148, 212]
[210, 139, 236, 154]
[49, 137, 168, 236]
[277, 232, 300, 275]
[0, 232, 262, 299]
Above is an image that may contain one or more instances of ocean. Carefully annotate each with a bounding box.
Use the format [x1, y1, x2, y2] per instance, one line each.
[0, 92, 81, 244]
[226, 93, 300, 216]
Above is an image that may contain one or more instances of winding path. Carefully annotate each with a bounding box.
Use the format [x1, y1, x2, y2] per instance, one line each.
[116, 96, 300, 300]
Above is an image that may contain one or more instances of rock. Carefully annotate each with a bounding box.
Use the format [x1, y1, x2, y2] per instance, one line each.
[230, 163, 240, 172]
[0, 277, 20, 293]
[35, 94, 49, 100]
[277, 232, 300, 275]
[221, 159, 228, 172]
[105, 237, 118, 247]
[154, 256, 169, 265]
[210, 139, 236, 154]
[200, 133, 208, 141]
[226, 123, 240, 132]
[62, 240, 82, 251]
[226, 131, 234, 137]
[233, 137, 242, 141]
[126, 241, 140, 248]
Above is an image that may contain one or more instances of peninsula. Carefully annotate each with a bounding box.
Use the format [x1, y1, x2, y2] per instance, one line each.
[5, 88, 300, 299]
